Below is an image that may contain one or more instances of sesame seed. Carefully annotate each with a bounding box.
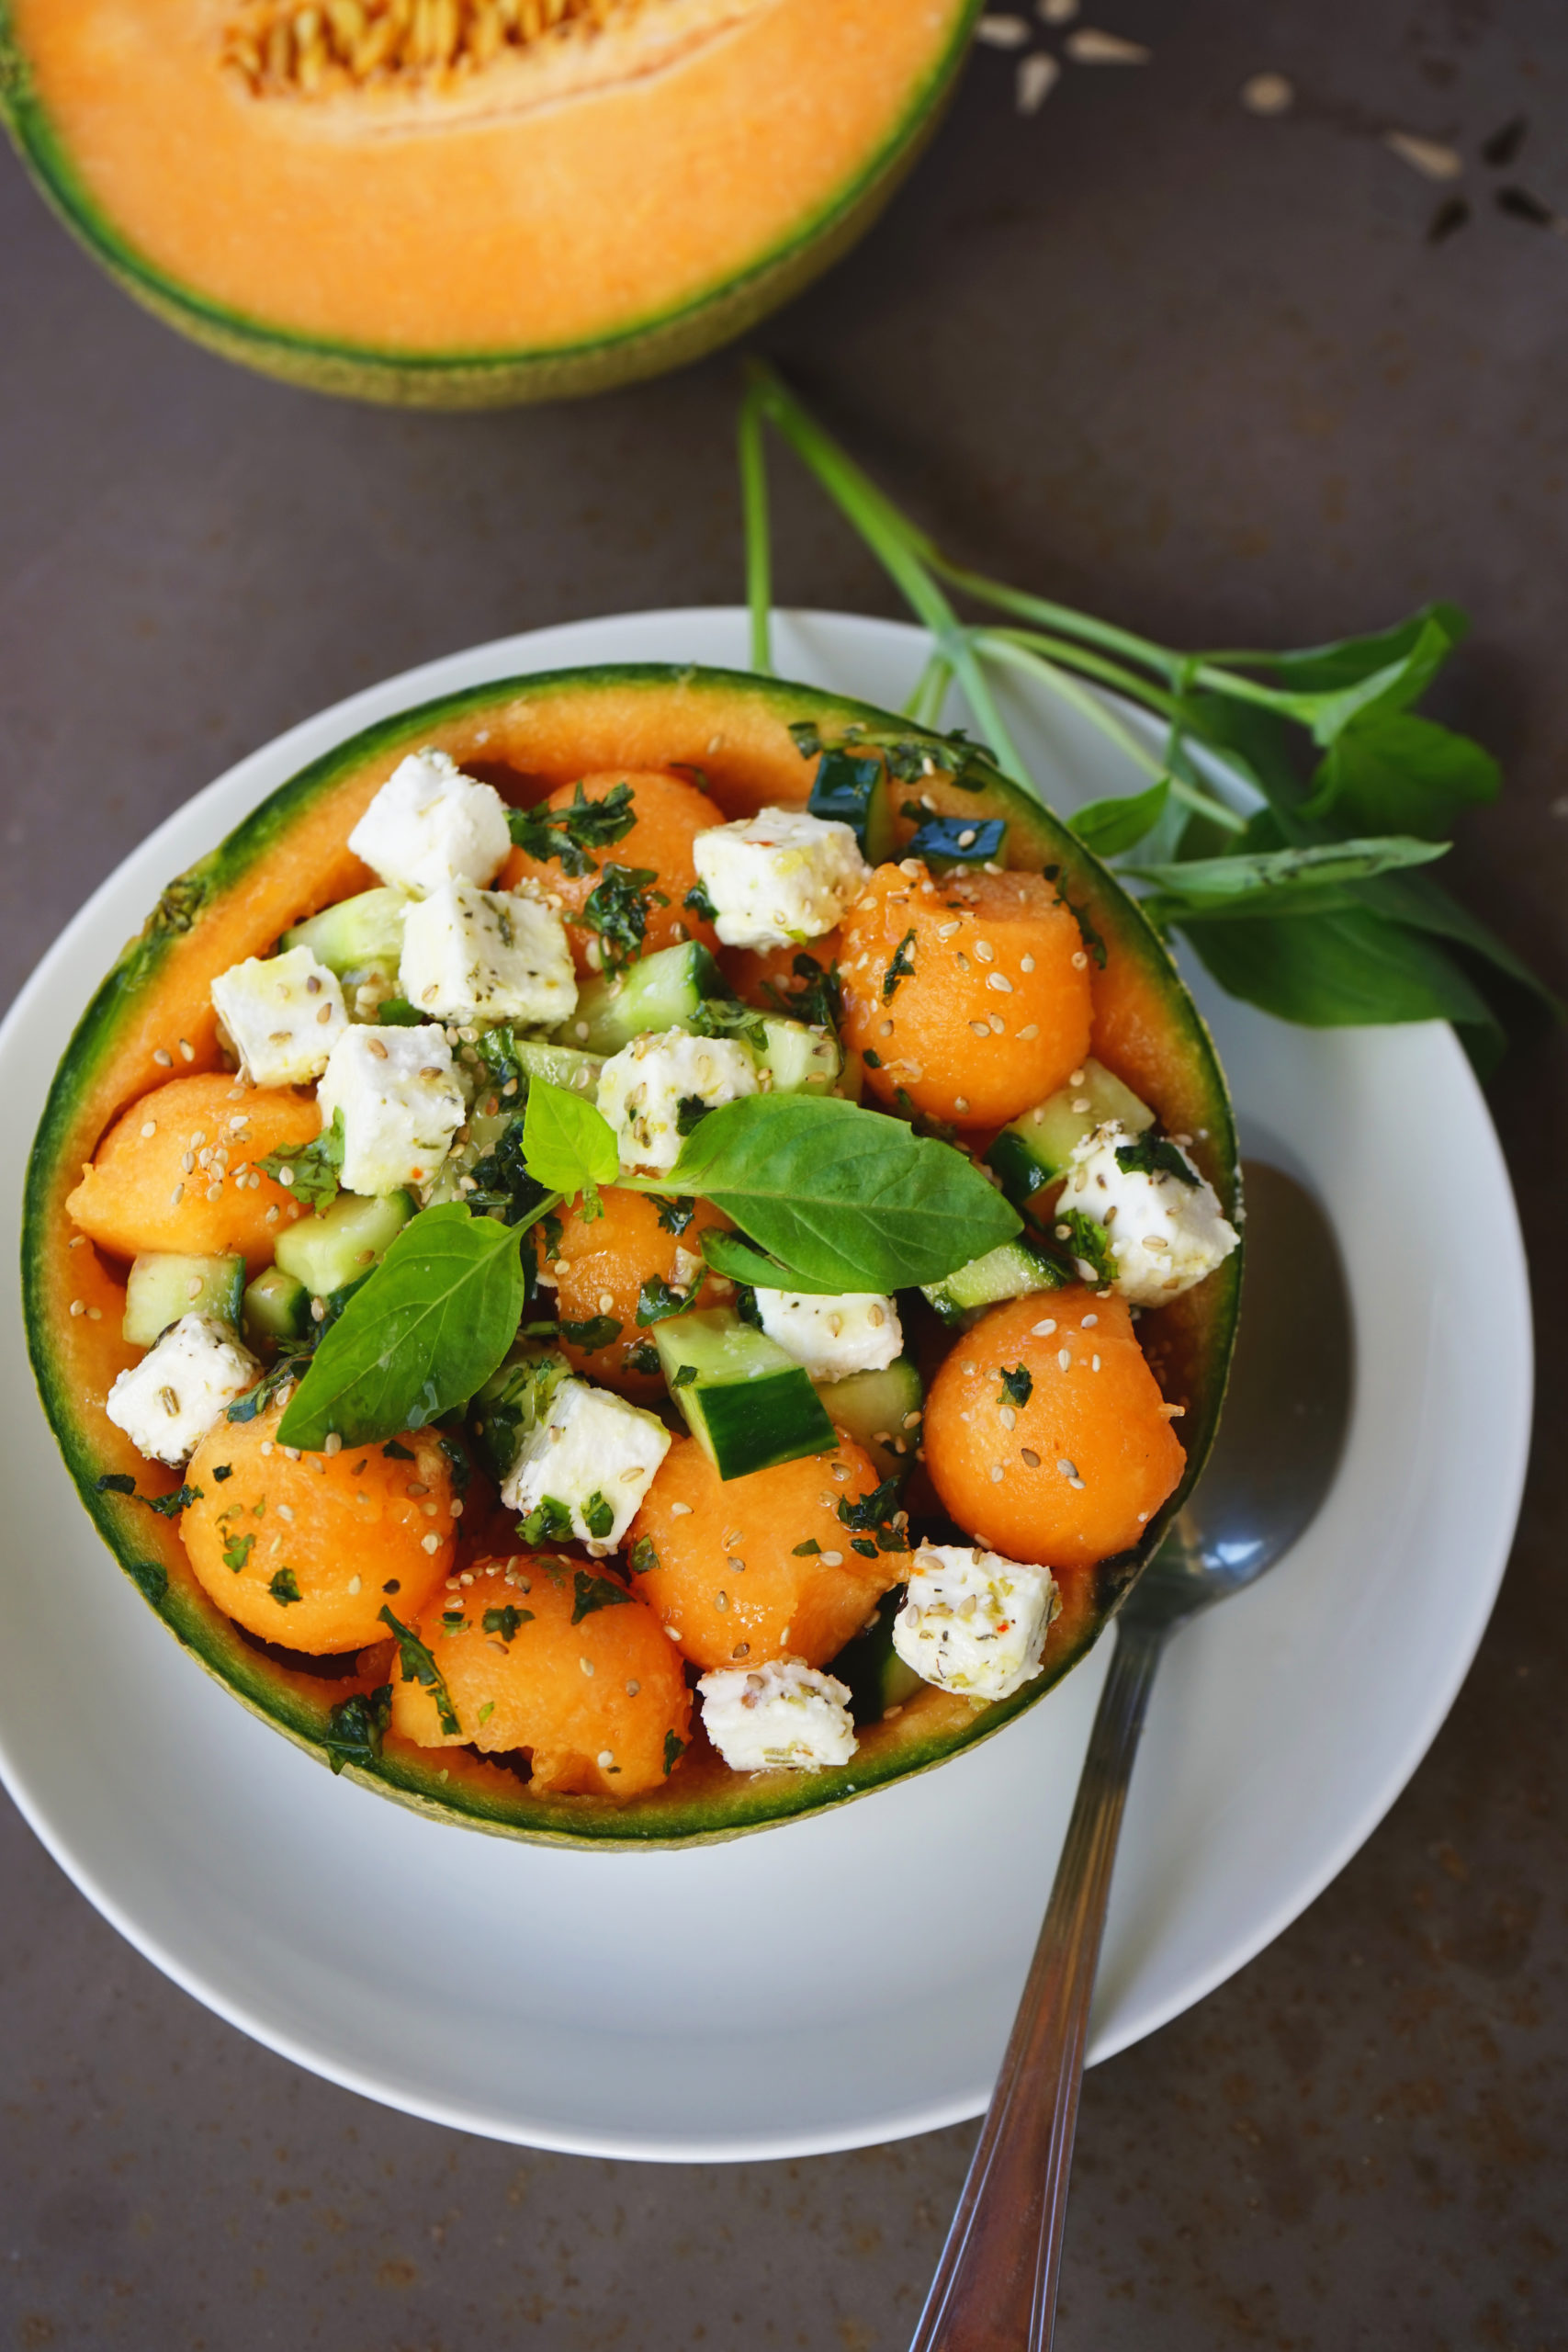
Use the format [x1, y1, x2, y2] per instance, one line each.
[1019, 1023, 1040, 1040]
[152, 1048, 173, 1069]
[953, 1096, 970, 1114]
[937, 921, 961, 940]
[141, 1121, 157, 1139]
[324, 1431, 343, 1455]
[348, 1575, 361, 1594]
[169, 1184, 184, 1206]
[970, 1021, 989, 1038]
[821, 1550, 844, 1566]
[1092, 1355, 1101, 1371]
[205, 1184, 223, 1204]
[987, 972, 1013, 994]
[1082, 1313, 1098, 1327]
[1021, 1448, 1041, 1468]
[1071, 952, 1089, 971]
[1032, 1319, 1056, 1337]
[69, 1299, 85, 1317]
[580, 1656, 595, 1675]
[974, 940, 994, 963]
[422, 1532, 441, 1553]
[989, 1464, 1004, 1483]
[178, 1039, 195, 1062]
[1057, 1459, 1077, 1478]
[715, 1591, 728, 1611]
[999, 1405, 1017, 1430]
[596, 1749, 615, 1769]
[1058, 1348, 1072, 1371]
[670, 1500, 693, 1517]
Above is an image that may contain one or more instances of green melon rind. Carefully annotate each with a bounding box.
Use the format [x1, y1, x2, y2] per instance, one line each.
[22, 662, 1240, 1847]
[0, 2, 981, 407]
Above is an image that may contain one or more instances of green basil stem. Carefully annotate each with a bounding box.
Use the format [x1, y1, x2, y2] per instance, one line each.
[973, 631, 1249, 839]
[904, 648, 954, 727]
[739, 385, 774, 676]
[921, 553, 1182, 684]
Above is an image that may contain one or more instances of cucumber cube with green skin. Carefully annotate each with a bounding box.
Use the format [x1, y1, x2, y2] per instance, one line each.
[562, 941, 727, 1057]
[753, 1015, 841, 1094]
[282, 888, 409, 982]
[986, 1058, 1155, 1210]
[479, 1033, 604, 1100]
[828, 1595, 925, 1724]
[815, 1357, 924, 1482]
[904, 815, 1008, 870]
[122, 1252, 245, 1348]
[921, 1237, 1067, 1327]
[243, 1265, 310, 1349]
[808, 748, 898, 865]
[274, 1188, 413, 1299]
[654, 1308, 837, 1481]
[423, 1108, 515, 1206]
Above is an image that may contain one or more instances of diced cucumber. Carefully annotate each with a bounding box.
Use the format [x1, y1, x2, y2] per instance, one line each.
[479, 1030, 604, 1101]
[282, 888, 407, 987]
[986, 1059, 1155, 1209]
[123, 1252, 245, 1347]
[816, 1358, 924, 1482]
[243, 1265, 310, 1348]
[423, 1107, 516, 1206]
[564, 941, 726, 1057]
[829, 1596, 924, 1723]
[754, 1014, 841, 1095]
[921, 1237, 1066, 1325]
[655, 1308, 836, 1481]
[274, 1188, 413, 1297]
[469, 1345, 570, 1484]
[808, 747, 898, 865]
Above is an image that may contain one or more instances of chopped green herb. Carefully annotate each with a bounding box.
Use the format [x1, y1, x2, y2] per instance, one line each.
[675, 1094, 712, 1138]
[893, 1087, 956, 1145]
[581, 863, 668, 972]
[478, 1700, 496, 1726]
[226, 1352, 308, 1424]
[375, 997, 426, 1026]
[222, 1532, 254, 1573]
[269, 1566, 301, 1607]
[441, 1608, 466, 1632]
[653, 1195, 696, 1236]
[559, 1315, 622, 1351]
[212, 1464, 233, 1483]
[882, 929, 918, 1001]
[382, 1438, 415, 1461]
[683, 879, 718, 924]
[259, 1107, 345, 1211]
[851, 1536, 878, 1558]
[627, 1535, 660, 1576]
[673, 1363, 698, 1388]
[378, 1603, 461, 1736]
[507, 779, 637, 877]
[863, 1048, 882, 1069]
[998, 1365, 1033, 1408]
[539, 1211, 564, 1261]
[792, 1538, 821, 1556]
[95, 1472, 136, 1497]
[734, 1284, 763, 1329]
[144, 1482, 201, 1518]
[838, 1474, 909, 1554]
[382, 1577, 400, 1594]
[786, 953, 842, 1031]
[636, 1275, 693, 1327]
[483, 1604, 534, 1642]
[323, 1683, 391, 1775]
[1114, 1130, 1200, 1188]
[582, 1490, 615, 1542]
[623, 1340, 661, 1375]
[437, 1432, 472, 1494]
[663, 1729, 687, 1777]
[571, 1568, 634, 1624]
[1051, 1209, 1118, 1287]
[518, 1496, 575, 1545]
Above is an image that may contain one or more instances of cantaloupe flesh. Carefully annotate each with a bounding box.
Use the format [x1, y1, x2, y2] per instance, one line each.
[12, 0, 972, 356]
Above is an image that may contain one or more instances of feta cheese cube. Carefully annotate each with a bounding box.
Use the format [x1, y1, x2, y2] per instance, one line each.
[105, 1314, 260, 1466]
[347, 748, 511, 896]
[692, 807, 869, 951]
[892, 1544, 1057, 1702]
[210, 944, 347, 1088]
[1058, 1121, 1239, 1307]
[596, 1028, 758, 1175]
[399, 882, 577, 1029]
[698, 1658, 858, 1773]
[316, 1025, 466, 1196]
[753, 1289, 903, 1382]
[500, 1375, 671, 1555]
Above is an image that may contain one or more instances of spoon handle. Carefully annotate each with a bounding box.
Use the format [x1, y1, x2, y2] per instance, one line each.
[908, 1612, 1168, 2352]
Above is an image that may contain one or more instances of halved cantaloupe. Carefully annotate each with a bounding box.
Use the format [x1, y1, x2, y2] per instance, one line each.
[0, 0, 980, 405]
[22, 662, 1240, 1846]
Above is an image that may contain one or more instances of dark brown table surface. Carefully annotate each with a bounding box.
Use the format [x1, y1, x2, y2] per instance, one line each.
[4, 3, 1566, 2343]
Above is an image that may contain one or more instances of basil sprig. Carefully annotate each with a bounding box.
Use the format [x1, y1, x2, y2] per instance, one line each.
[276, 1204, 527, 1450]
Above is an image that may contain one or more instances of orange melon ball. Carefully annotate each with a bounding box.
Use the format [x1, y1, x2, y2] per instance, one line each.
[500, 769, 723, 974]
[551, 1185, 733, 1399]
[839, 864, 1093, 1129]
[184, 1402, 456, 1652]
[627, 1434, 898, 1671]
[722, 930, 843, 1010]
[923, 1290, 1185, 1573]
[388, 1552, 691, 1798]
[67, 1074, 317, 1272]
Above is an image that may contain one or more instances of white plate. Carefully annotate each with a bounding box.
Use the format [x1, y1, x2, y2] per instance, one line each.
[0, 609, 1530, 2162]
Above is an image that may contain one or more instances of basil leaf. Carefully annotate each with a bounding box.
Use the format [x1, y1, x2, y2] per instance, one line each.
[571, 1569, 633, 1625]
[324, 1684, 392, 1775]
[276, 1204, 525, 1450]
[1069, 777, 1169, 859]
[1129, 835, 1449, 919]
[642, 1095, 1020, 1293]
[1176, 905, 1495, 1029]
[260, 1108, 345, 1212]
[522, 1079, 618, 1201]
[1303, 714, 1500, 841]
[379, 1603, 460, 1736]
[1266, 602, 1468, 695]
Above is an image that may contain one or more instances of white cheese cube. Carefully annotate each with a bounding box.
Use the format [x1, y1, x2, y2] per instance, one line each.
[500, 1375, 671, 1555]
[753, 1288, 903, 1382]
[892, 1544, 1057, 1702]
[316, 1025, 466, 1196]
[399, 882, 577, 1029]
[1058, 1120, 1239, 1307]
[698, 1658, 858, 1773]
[692, 807, 869, 951]
[596, 1028, 758, 1175]
[210, 944, 347, 1088]
[347, 748, 512, 897]
[105, 1314, 260, 1467]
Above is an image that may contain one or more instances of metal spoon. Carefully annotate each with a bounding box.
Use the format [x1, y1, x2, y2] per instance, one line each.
[910, 1160, 1352, 2352]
